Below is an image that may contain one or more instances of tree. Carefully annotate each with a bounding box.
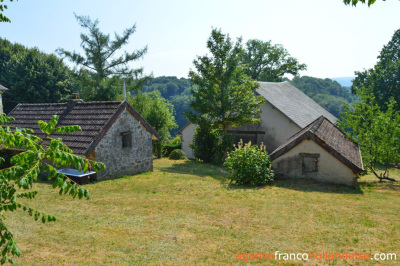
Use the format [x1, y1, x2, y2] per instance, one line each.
[57, 14, 149, 100]
[187, 29, 264, 163]
[0, 38, 75, 113]
[127, 91, 177, 158]
[338, 93, 400, 181]
[351, 29, 400, 111]
[0, 114, 105, 263]
[0, 0, 14, 23]
[290, 76, 359, 118]
[188, 29, 263, 131]
[142, 76, 192, 135]
[241, 39, 307, 82]
[343, 0, 391, 6]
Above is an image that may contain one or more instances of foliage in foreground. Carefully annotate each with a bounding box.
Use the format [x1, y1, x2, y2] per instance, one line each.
[224, 140, 274, 186]
[339, 93, 400, 181]
[0, 0, 14, 23]
[0, 114, 105, 264]
[343, 0, 383, 6]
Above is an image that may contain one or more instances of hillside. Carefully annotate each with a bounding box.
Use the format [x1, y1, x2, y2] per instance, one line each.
[142, 76, 192, 136]
[331, 77, 354, 88]
[142, 76, 358, 135]
[290, 76, 358, 118]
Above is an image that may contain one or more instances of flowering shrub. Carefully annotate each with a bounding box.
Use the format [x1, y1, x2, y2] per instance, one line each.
[223, 140, 274, 186]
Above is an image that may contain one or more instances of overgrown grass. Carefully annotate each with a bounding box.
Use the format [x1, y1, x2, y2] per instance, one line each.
[6, 159, 400, 265]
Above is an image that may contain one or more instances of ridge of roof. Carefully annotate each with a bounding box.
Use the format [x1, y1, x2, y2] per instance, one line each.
[13, 101, 123, 106]
[256, 81, 337, 128]
[7, 100, 159, 155]
[270, 116, 363, 174]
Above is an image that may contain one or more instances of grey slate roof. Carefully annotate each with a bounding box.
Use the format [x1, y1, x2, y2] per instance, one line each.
[256, 81, 337, 128]
[270, 116, 363, 174]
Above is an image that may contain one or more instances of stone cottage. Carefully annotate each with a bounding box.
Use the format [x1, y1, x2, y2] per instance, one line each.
[180, 81, 337, 158]
[270, 116, 363, 186]
[7, 97, 160, 179]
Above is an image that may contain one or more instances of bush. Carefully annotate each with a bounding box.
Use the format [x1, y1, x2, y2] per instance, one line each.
[223, 140, 274, 186]
[164, 143, 180, 156]
[191, 125, 219, 163]
[191, 126, 233, 165]
[164, 136, 181, 156]
[169, 149, 187, 160]
[170, 136, 181, 145]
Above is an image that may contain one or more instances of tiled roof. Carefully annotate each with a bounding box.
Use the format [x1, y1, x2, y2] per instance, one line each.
[0, 84, 8, 91]
[270, 116, 363, 174]
[256, 81, 337, 128]
[7, 101, 159, 155]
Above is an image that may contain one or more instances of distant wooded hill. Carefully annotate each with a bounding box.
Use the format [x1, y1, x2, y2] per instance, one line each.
[331, 77, 354, 88]
[143, 76, 357, 136]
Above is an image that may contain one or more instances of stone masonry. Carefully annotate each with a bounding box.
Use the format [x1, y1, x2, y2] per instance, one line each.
[95, 109, 153, 179]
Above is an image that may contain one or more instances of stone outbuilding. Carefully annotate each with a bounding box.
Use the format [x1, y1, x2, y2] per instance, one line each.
[270, 116, 363, 186]
[180, 81, 337, 158]
[7, 98, 159, 180]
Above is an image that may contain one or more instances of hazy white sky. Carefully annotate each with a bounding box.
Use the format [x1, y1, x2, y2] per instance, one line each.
[1, 0, 399, 79]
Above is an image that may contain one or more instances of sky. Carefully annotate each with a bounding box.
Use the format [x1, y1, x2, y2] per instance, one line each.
[0, 0, 399, 80]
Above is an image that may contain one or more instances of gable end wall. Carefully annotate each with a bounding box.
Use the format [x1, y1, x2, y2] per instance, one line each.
[94, 109, 153, 179]
[272, 140, 357, 186]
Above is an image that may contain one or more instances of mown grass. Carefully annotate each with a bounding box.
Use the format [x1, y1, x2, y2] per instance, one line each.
[6, 158, 400, 265]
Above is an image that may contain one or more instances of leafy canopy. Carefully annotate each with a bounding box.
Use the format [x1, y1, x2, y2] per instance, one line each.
[0, 38, 75, 113]
[343, 0, 389, 6]
[127, 91, 177, 158]
[187, 28, 264, 131]
[58, 14, 147, 80]
[0, 0, 14, 23]
[352, 28, 400, 111]
[241, 39, 306, 82]
[338, 93, 400, 181]
[0, 114, 105, 263]
[290, 76, 358, 118]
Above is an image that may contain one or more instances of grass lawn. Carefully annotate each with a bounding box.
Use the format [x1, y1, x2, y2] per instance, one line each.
[6, 158, 400, 265]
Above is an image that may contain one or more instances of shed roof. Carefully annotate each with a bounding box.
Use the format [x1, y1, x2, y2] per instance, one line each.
[270, 116, 363, 174]
[7, 100, 159, 156]
[256, 81, 337, 128]
[0, 84, 8, 91]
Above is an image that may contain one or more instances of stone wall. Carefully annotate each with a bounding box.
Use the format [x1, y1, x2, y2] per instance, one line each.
[272, 140, 357, 186]
[95, 109, 153, 179]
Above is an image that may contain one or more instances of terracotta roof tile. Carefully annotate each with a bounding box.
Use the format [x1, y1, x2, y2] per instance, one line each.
[7, 101, 159, 155]
[270, 116, 363, 173]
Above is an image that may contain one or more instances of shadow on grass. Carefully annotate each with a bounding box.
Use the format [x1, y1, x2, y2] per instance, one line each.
[156, 159, 227, 182]
[272, 177, 363, 194]
[159, 159, 364, 194]
[358, 179, 400, 192]
[226, 177, 363, 194]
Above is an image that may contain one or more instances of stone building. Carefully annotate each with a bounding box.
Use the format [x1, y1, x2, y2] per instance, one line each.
[270, 116, 363, 186]
[180, 81, 337, 158]
[7, 98, 159, 180]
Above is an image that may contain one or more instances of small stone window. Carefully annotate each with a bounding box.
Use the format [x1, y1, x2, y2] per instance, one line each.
[300, 153, 319, 173]
[121, 131, 132, 148]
